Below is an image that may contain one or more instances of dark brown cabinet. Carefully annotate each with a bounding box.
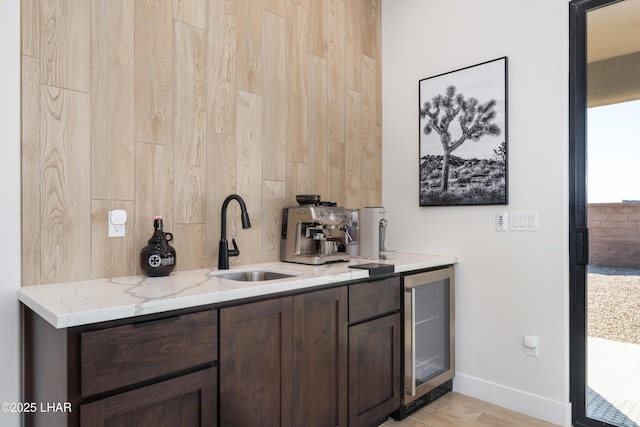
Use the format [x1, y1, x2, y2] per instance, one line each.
[79, 312, 217, 397]
[348, 277, 402, 427]
[293, 287, 348, 427]
[80, 367, 216, 427]
[219, 286, 348, 427]
[24, 272, 409, 427]
[219, 296, 294, 427]
[23, 309, 218, 427]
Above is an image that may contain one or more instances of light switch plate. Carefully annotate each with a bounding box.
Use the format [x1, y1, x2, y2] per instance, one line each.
[509, 211, 538, 231]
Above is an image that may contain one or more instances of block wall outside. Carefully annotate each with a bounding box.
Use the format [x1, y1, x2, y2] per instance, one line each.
[588, 203, 640, 269]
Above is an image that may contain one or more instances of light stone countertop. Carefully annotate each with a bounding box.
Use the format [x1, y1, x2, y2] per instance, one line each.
[18, 252, 457, 329]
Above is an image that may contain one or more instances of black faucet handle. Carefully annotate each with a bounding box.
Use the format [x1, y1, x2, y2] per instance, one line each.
[229, 238, 240, 257]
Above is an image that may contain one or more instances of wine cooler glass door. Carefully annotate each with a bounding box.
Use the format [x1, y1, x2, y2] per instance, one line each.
[404, 266, 454, 401]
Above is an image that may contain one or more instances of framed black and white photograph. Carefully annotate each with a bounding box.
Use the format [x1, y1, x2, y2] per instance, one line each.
[419, 57, 508, 206]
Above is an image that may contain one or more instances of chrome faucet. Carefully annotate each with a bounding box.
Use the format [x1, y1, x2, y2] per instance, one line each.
[218, 194, 251, 269]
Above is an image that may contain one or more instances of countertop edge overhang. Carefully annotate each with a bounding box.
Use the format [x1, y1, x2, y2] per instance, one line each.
[18, 253, 458, 329]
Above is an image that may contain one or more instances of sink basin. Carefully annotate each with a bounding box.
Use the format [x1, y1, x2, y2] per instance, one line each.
[210, 268, 301, 282]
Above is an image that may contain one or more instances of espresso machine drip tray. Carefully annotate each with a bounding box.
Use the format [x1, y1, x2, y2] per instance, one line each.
[290, 252, 350, 265]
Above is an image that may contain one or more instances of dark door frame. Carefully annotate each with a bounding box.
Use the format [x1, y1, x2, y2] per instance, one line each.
[569, 1, 625, 426]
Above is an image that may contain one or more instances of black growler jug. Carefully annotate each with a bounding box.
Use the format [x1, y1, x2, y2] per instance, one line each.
[140, 217, 176, 277]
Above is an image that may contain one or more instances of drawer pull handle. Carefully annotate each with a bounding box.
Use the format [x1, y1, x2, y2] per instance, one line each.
[132, 315, 181, 328]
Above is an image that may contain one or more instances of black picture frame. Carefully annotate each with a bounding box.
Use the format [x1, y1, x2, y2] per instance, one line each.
[419, 57, 508, 206]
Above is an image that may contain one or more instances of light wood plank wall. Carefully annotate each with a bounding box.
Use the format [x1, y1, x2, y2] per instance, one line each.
[20, 0, 381, 285]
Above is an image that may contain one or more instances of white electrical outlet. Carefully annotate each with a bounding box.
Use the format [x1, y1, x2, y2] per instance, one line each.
[108, 210, 127, 237]
[495, 211, 508, 231]
[524, 335, 539, 357]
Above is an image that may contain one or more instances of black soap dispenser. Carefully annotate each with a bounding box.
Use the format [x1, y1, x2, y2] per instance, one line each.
[140, 216, 176, 277]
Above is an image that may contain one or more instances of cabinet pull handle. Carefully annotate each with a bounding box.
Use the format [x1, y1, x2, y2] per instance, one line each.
[133, 315, 181, 328]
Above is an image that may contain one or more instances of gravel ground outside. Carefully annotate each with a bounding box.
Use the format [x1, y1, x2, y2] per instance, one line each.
[588, 267, 640, 345]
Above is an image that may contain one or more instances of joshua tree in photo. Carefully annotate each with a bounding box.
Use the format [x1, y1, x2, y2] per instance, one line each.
[420, 85, 502, 191]
[493, 141, 506, 164]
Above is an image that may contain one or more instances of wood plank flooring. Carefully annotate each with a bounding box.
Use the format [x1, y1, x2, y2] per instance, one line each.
[379, 393, 562, 427]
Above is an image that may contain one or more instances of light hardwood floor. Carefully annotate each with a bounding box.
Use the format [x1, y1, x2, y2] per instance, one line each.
[380, 392, 562, 427]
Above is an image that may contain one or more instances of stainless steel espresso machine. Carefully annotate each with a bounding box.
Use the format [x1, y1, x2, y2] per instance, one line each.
[281, 201, 351, 265]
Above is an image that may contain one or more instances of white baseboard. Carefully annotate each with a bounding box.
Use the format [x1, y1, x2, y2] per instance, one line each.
[453, 373, 572, 427]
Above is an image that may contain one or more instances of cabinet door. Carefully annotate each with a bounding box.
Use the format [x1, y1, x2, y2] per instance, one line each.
[293, 287, 348, 427]
[219, 297, 294, 427]
[349, 313, 401, 427]
[80, 367, 216, 427]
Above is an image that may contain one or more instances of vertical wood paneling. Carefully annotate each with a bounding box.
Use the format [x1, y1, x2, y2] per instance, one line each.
[40, 0, 90, 92]
[22, 0, 381, 283]
[40, 86, 91, 284]
[328, 141, 345, 206]
[264, 0, 286, 17]
[308, 0, 327, 59]
[172, 224, 207, 270]
[377, 52, 382, 127]
[135, 142, 173, 274]
[207, 132, 236, 267]
[21, 56, 41, 286]
[344, 0, 361, 90]
[328, 0, 345, 144]
[361, 0, 381, 126]
[21, 0, 39, 57]
[361, 55, 378, 191]
[236, 0, 263, 94]
[361, 189, 379, 208]
[263, 11, 287, 182]
[286, 161, 308, 205]
[377, 125, 382, 200]
[376, 7, 382, 128]
[134, 0, 173, 145]
[287, 2, 309, 163]
[308, 54, 329, 197]
[207, 0, 236, 135]
[345, 88, 362, 209]
[263, 180, 287, 261]
[236, 90, 263, 266]
[91, 200, 136, 278]
[173, 22, 207, 224]
[360, 0, 379, 61]
[91, 0, 135, 201]
[173, 0, 206, 29]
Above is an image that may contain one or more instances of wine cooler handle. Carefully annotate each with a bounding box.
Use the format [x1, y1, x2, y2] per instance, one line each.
[405, 286, 417, 397]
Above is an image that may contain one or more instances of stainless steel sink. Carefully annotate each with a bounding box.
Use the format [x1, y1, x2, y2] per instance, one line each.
[210, 268, 301, 282]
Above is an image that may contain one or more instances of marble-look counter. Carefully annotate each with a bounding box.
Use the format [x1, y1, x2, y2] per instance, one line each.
[18, 253, 457, 329]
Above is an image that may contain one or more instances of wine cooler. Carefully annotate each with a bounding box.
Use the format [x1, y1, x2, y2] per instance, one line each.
[392, 265, 455, 420]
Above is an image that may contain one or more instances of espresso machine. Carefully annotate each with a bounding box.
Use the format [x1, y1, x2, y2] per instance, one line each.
[281, 203, 351, 265]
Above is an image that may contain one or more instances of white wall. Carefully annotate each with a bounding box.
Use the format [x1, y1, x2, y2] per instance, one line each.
[0, 1, 21, 426]
[382, 1, 570, 425]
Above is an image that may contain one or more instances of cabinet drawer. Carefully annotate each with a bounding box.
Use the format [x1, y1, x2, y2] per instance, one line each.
[80, 310, 217, 397]
[80, 367, 217, 427]
[349, 277, 400, 323]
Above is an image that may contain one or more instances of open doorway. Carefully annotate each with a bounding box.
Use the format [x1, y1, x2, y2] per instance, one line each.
[587, 100, 640, 426]
[570, 0, 640, 426]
